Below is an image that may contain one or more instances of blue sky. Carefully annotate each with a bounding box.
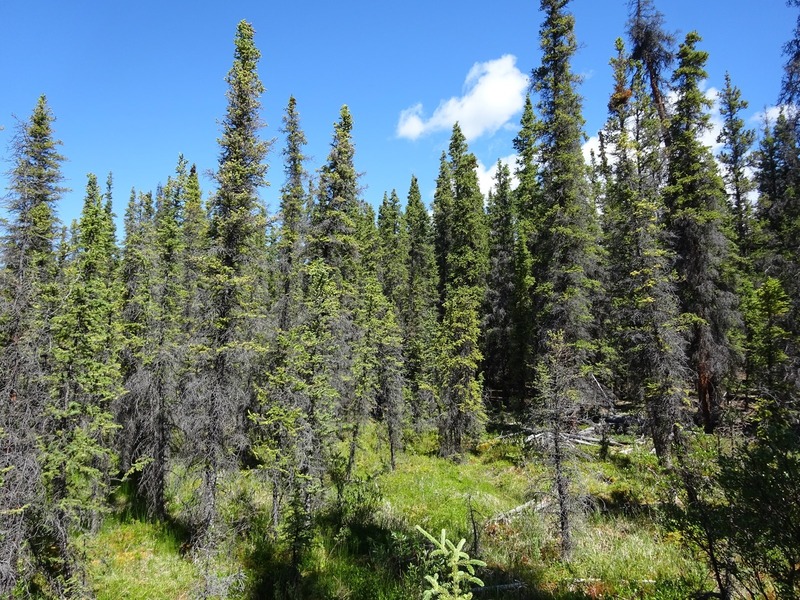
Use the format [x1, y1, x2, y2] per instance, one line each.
[0, 1, 795, 228]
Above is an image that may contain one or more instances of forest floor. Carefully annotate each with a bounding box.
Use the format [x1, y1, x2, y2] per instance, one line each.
[81, 426, 709, 599]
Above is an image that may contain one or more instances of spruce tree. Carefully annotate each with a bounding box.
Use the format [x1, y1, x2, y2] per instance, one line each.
[120, 158, 191, 519]
[254, 95, 310, 533]
[116, 188, 157, 494]
[716, 73, 756, 257]
[532, 332, 583, 560]
[665, 32, 741, 433]
[626, 0, 675, 142]
[601, 40, 687, 462]
[377, 189, 409, 319]
[511, 95, 541, 400]
[304, 105, 368, 485]
[402, 175, 439, 424]
[526, 2, 604, 549]
[445, 125, 488, 291]
[309, 105, 360, 283]
[44, 173, 123, 594]
[482, 162, 517, 408]
[433, 124, 488, 458]
[195, 19, 270, 543]
[530, 0, 601, 365]
[179, 164, 208, 330]
[347, 271, 405, 476]
[0, 95, 65, 595]
[274, 95, 308, 332]
[780, 0, 800, 108]
[433, 152, 455, 311]
[754, 111, 800, 349]
[436, 285, 485, 459]
[306, 105, 361, 431]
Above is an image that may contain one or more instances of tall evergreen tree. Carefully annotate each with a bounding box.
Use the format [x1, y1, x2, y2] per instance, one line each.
[716, 73, 756, 256]
[347, 271, 405, 476]
[482, 162, 517, 408]
[433, 124, 488, 458]
[179, 164, 208, 330]
[0, 95, 65, 595]
[116, 188, 157, 497]
[445, 125, 488, 291]
[304, 105, 379, 490]
[402, 175, 439, 424]
[601, 40, 687, 462]
[755, 111, 800, 319]
[626, 0, 675, 141]
[530, 0, 601, 364]
[753, 111, 800, 410]
[274, 95, 308, 332]
[309, 105, 360, 283]
[780, 0, 800, 108]
[127, 158, 191, 519]
[527, 3, 605, 541]
[511, 96, 541, 400]
[194, 19, 271, 543]
[254, 95, 310, 534]
[307, 105, 361, 435]
[665, 32, 741, 433]
[376, 189, 409, 318]
[44, 173, 123, 594]
[433, 151, 455, 311]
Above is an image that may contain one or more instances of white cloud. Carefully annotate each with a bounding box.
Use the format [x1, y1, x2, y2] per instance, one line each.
[751, 104, 797, 125]
[476, 154, 518, 197]
[582, 134, 604, 166]
[397, 55, 528, 142]
[701, 86, 723, 153]
[396, 104, 426, 140]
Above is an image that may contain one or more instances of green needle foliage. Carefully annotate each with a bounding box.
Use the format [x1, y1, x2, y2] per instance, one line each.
[716, 73, 756, 256]
[482, 162, 517, 408]
[433, 124, 488, 459]
[530, 0, 602, 367]
[42, 173, 123, 595]
[601, 39, 687, 464]
[402, 175, 439, 424]
[417, 526, 485, 600]
[3, 6, 800, 598]
[0, 94, 66, 596]
[665, 31, 741, 434]
[194, 18, 271, 546]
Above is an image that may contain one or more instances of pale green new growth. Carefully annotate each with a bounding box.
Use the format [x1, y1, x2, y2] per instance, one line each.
[417, 525, 486, 600]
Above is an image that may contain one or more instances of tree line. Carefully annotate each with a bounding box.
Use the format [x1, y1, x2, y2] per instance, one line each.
[1, 1, 798, 597]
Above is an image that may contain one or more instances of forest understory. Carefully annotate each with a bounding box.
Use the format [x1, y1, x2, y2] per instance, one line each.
[2, 0, 799, 598]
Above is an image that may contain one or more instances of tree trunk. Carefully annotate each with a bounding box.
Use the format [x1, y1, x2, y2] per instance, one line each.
[553, 428, 572, 560]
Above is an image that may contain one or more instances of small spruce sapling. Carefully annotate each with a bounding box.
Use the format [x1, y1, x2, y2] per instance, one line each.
[417, 526, 485, 600]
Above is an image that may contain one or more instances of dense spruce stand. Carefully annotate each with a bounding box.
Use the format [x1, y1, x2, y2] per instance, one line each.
[1, 4, 799, 598]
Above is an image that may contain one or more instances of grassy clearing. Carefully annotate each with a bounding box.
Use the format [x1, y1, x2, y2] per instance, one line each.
[378, 452, 529, 537]
[80, 432, 706, 599]
[83, 516, 196, 600]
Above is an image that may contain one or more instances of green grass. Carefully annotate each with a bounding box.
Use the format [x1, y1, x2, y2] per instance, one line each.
[78, 432, 708, 599]
[83, 516, 196, 600]
[378, 453, 530, 538]
[539, 515, 707, 598]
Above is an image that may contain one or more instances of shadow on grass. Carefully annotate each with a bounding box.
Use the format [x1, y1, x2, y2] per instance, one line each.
[107, 478, 191, 549]
[241, 504, 635, 600]
[244, 505, 420, 600]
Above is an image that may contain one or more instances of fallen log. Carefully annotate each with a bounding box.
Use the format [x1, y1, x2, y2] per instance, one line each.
[472, 582, 527, 595]
[488, 498, 551, 523]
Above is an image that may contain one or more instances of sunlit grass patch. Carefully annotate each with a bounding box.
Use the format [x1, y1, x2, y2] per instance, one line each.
[84, 516, 196, 600]
[378, 452, 528, 539]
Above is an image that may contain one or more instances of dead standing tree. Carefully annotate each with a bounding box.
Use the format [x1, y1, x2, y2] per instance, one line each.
[530, 331, 596, 561]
